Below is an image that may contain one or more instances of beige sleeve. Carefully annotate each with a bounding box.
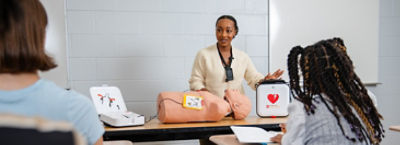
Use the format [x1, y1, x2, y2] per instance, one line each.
[189, 51, 206, 91]
[244, 55, 264, 90]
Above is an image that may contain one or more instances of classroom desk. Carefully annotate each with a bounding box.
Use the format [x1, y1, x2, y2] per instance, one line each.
[103, 116, 287, 142]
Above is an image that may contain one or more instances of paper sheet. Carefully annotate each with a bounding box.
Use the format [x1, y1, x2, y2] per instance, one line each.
[230, 126, 280, 143]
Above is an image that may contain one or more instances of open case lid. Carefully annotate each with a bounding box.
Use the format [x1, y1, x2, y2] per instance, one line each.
[90, 85, 128, 114]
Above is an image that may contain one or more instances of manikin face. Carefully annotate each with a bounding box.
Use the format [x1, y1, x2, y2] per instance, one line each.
[215, 18, 237, 48]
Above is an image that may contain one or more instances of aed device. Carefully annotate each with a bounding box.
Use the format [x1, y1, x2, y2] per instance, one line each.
[90, 85, 145, 127]
[256, 80, 290, 117]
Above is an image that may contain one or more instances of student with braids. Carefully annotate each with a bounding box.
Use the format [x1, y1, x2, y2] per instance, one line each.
[270, 38, 384, 145]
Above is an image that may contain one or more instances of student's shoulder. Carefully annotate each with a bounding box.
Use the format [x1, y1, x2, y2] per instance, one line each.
[38, 79, 66, 93]
[288, 98, 306, 115]
[41, 79, 83, 96]
[39, 79, 92, 105]
[65, 90, 93, 106]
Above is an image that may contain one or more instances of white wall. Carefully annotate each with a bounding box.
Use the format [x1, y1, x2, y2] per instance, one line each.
[39, 0, 68, 88]
[269, 0, 379, 84]
[64, 0, 400, 144]
[66, 0, 268, 144]
[376, 0, 400, 144]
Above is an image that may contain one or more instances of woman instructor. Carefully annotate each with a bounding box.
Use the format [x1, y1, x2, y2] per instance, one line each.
[189, 15, 283, 98]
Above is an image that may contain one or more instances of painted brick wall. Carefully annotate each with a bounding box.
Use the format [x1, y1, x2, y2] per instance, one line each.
[66, 0, 269, 126]
[377, 0, 400, 144]
[65, 0, 400, 144]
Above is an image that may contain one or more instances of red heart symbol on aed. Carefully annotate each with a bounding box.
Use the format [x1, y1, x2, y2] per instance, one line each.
[267, 94, 279, 104]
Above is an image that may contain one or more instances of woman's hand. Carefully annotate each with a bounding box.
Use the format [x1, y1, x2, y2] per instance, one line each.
[265, 69, 284, 80]
[270, 134, 283, 144]
[280, 123, 286, 133]
[270, 123, 286, 143]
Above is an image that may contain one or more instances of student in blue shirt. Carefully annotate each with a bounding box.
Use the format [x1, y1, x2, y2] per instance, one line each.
[0, 0, 104, 145]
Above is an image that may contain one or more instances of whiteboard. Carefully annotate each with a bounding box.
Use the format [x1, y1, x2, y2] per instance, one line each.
[269, 0, 379, 84]
[38, 0, 69, 88]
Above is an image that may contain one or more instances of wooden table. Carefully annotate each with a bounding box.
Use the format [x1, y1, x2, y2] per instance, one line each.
[103, 116, 287, 142]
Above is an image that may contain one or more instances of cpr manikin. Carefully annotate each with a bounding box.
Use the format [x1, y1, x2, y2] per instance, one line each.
[157, 89, 251, 123]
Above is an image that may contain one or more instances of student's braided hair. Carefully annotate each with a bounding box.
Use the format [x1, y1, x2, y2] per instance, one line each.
[287, 38, 384, 144]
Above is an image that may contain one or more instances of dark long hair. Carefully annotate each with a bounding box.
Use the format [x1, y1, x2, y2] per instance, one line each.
[287, 38, 384, 144]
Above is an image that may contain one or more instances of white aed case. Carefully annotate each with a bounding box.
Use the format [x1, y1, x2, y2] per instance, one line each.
[90, 85, 145, 127]
[256, 80, 290, 117]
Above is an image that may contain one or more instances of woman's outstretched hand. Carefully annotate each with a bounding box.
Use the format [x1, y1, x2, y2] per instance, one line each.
[265, 69, 284, 80]
[270, 123, 286, 143]
[270, 134, 283, 144]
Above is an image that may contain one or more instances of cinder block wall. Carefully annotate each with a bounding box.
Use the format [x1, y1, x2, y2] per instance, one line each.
[377, 0, 400, 144]
[66, 0, 269, 120]
[65, 0, 400, 145]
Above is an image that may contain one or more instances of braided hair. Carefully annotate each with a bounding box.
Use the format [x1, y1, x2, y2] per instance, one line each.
[287, 38, 384, 144]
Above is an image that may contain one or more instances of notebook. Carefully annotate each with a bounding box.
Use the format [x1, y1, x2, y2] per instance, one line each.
[230, 126, 280, 143]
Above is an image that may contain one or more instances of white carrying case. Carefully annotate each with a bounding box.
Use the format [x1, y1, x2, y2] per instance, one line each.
[256, 80, 290, 117]
[90, 85, 145, 127]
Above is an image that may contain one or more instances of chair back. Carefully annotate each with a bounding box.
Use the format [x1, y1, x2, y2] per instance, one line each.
[0, 114, 86, 145]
